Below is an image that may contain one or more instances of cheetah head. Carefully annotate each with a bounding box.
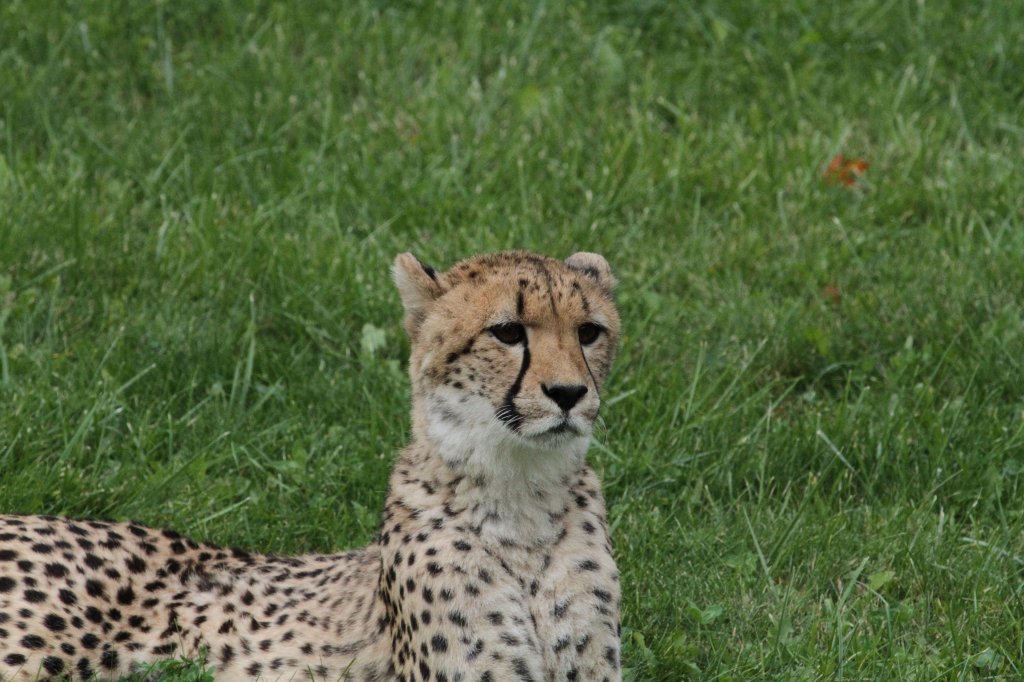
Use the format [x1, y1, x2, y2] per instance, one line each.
[393, 251, 620, 469]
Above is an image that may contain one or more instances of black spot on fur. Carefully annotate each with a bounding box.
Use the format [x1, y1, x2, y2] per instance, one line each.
[23, 589, 45, 603]
[77, 657, 94, 679]
[43, 613, 67, 631]
[42, 656, 64, 675]
[100, 649, 119, 669]
[44, 563, 68, 578]
[512, 657, 535, 681]
[21, 634, 45, 649]
[116, 586, 136, 605]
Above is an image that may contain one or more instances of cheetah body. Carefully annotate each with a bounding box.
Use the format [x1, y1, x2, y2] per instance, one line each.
[1, 251, 622, 681]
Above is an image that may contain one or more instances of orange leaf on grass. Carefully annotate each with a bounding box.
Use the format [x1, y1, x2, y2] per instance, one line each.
[822, 284, 841, 306]
[823, 154, 869, 187]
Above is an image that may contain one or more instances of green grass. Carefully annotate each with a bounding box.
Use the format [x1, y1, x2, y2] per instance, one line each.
[2, 1, 1023, 679]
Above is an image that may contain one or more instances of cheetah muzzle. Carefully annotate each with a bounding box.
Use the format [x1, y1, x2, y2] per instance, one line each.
[1, 251, 623, 681]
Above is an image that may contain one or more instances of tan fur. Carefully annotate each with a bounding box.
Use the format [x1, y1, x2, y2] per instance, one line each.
[1, 251, 622, 681]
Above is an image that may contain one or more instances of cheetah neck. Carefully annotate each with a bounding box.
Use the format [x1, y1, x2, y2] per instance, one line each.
[400, 447, 582, 548]
[404, 402, 589, 546]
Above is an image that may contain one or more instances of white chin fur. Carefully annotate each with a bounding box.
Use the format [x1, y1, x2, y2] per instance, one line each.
[424, 390, 592, 545]
[424, 391, 590, 479]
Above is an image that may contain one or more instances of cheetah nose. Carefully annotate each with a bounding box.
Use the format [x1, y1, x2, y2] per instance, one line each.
[541, 383, 588, 412]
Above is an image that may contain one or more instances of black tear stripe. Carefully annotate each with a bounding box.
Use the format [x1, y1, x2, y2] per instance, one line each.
[498, 343, 531, 431]
[516, 291, 525, 317]
[579, 341, 601, 413]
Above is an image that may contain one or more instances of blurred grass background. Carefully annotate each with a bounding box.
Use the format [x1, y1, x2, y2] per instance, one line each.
[1, 1, 1023, 679]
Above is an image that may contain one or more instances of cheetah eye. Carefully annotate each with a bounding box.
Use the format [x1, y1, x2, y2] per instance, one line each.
[489, 322, 526, 345]
[578, 323, 603, 346]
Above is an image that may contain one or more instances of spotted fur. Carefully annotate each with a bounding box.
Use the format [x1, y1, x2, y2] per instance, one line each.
[1, 250, 622, 681]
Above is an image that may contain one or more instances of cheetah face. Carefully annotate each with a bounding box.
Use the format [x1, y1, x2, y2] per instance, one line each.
[393, 251, 620, 463]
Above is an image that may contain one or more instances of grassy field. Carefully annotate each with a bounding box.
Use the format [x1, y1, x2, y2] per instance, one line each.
[2, 1, 1023, 679]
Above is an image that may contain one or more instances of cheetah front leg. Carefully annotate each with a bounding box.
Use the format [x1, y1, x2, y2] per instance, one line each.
[534, 566, 622, 682]
[380, 540, 552, 679]
[533, 479, 622, 681]
[385, 566, 547, 682]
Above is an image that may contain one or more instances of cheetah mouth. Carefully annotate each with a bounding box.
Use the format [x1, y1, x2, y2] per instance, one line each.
[537, 419, 582, 437]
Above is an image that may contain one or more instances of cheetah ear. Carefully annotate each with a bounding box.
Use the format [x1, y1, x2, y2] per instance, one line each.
[565, 252, 616, 290]
[393, 252, 445, 339]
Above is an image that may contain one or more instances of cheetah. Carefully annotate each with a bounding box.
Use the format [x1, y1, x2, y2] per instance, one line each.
[0, 250, 623, 681]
